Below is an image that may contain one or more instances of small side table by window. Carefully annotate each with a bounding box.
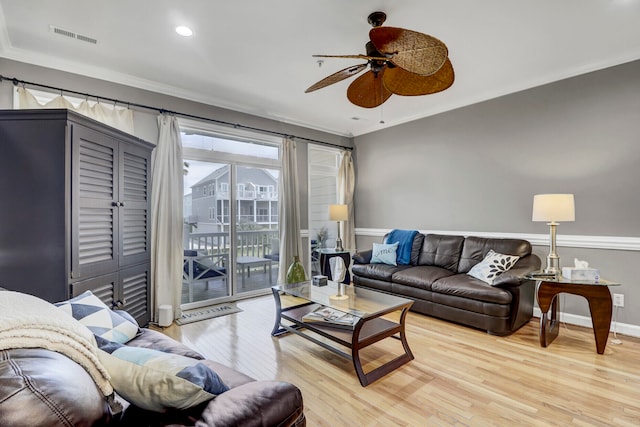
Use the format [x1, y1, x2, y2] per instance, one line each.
[316, 248, 351, 283]
[528, 273, 620, 354]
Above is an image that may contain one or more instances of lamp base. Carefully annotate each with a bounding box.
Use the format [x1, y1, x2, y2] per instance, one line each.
[544, 223, 561, 277]
[334, 237, 344, 252]
[544, 255, 560, 273]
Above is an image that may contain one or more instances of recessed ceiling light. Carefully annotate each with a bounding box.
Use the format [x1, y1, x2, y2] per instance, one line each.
[175, 26, 193, 37]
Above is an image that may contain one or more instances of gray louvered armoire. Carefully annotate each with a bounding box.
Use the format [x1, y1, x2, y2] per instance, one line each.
[0, 109, 153, 326]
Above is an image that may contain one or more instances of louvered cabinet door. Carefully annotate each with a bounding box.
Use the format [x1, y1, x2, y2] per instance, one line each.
[70, 272, 119, 308]
[120, 262, 151, 326]
[70, 124, 119, 279]
[118, 142, 151, 268]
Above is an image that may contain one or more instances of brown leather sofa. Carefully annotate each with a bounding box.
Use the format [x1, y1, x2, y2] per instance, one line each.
[0, 319, 305, 426]
[352, 233, 541, 336]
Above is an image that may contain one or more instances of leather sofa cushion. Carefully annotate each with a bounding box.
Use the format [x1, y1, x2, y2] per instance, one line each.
[392, 266, 455, 290]
[430, 292, 511, 317]
[417, 234, 465, 272]
[351, 263, 411, 282]
[0, 349, 109, 427]
[458, 237, 532, 273]
[431, 274, 513, 305]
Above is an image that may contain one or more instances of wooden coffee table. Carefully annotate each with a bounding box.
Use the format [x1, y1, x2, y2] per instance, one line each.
[271, 281, 414, 386]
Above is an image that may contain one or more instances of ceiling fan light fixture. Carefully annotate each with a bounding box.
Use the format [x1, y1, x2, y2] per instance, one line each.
[305, 11, 454, 108]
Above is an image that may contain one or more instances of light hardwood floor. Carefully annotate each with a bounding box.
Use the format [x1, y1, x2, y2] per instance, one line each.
[162, 295, 640, 426]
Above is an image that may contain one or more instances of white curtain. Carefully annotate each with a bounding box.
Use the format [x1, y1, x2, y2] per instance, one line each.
[17, 87, 134, 134]
[278, 137, 305, 284]
[151, 114, 184, 320]
[338, 150, 356, 252]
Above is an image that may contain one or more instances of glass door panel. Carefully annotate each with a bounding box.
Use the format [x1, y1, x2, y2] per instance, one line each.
[182, 160, 231, 307]
[234, 165, 279, 295]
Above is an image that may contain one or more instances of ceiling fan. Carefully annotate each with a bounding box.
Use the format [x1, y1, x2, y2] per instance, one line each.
[305, 11, 454, 108]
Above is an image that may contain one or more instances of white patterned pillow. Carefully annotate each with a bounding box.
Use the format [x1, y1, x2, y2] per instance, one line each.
[371, 242, 399, 266]
[467, 250, 520, 284]
[55, 290, 139, 343]
[96, 338, 229, 411]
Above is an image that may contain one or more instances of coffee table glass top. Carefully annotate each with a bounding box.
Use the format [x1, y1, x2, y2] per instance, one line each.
[273, 281, 412, 319]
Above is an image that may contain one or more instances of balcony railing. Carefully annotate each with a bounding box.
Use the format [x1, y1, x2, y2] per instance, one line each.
[215, 215, 278, 224]
[185, 230, 279, 258]
[217, 191, 278, 200]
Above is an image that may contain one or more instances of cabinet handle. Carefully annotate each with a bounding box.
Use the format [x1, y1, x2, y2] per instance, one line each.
[112, 201, 119, 207]
[112, 299, 125, 308]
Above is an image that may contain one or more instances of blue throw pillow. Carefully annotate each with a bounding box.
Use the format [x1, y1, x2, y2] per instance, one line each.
[371, 242, 399, 266]
[385, 229, 419, 265]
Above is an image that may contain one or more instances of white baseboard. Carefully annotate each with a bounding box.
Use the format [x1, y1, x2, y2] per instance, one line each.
[533, 307, 640, 338]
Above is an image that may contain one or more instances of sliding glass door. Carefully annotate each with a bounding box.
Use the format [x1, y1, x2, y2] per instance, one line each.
[234, 165, 279, 294]
[180, 122, 280, 309]
[182, 160, 233, 306]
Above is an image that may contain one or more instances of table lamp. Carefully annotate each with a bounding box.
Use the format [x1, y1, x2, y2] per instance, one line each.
[329, 204, 348, 251]
[532, 194, 575, 275]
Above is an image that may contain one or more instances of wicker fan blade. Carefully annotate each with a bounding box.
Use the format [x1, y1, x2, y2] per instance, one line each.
[383, 58, 454, 96]
[370, 27, 448, 76]
[346, 69, 392, 108]
[305, 63, 368, 93]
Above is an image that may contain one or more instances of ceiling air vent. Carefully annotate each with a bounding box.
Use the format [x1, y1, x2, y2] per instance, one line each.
[49, 25, 97, 44]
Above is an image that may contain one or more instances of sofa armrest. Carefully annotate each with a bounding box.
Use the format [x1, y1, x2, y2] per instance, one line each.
[197, 381, 305, 427]
[492, 255, 541, 288]
[353, 250, 372, 264]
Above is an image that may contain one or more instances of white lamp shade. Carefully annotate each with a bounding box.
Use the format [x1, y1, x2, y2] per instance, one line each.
[532, 194, 575, 222]
[329, 204, 348, 221]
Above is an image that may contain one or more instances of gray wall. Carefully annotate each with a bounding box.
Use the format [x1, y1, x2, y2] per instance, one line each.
[353, 59, 640, 329]
[0, 58, 353, 234]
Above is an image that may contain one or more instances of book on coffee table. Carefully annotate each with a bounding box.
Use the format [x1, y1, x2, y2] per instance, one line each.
[302, 306, 357, 330]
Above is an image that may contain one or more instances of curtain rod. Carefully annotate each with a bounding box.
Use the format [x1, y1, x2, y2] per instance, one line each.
[0, 74, 352, 151]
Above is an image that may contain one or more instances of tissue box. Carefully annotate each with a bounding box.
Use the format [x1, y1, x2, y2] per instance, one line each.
[312, 275, 328, 286]
[562, 267, 600, 281]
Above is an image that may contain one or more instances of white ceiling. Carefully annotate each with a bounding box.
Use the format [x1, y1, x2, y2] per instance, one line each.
[1, 1, 639, 137]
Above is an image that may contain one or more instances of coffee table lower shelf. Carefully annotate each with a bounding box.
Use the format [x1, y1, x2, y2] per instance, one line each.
[271, 293, 414, 386]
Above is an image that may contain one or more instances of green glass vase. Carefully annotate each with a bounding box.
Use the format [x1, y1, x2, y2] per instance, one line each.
[286, 255, 307, 284]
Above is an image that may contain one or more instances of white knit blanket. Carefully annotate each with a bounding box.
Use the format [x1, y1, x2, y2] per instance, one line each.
[0, 291, 114, 397]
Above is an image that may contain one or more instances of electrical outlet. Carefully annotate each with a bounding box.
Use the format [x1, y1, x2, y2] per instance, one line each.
[613, 293, 624, 308]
